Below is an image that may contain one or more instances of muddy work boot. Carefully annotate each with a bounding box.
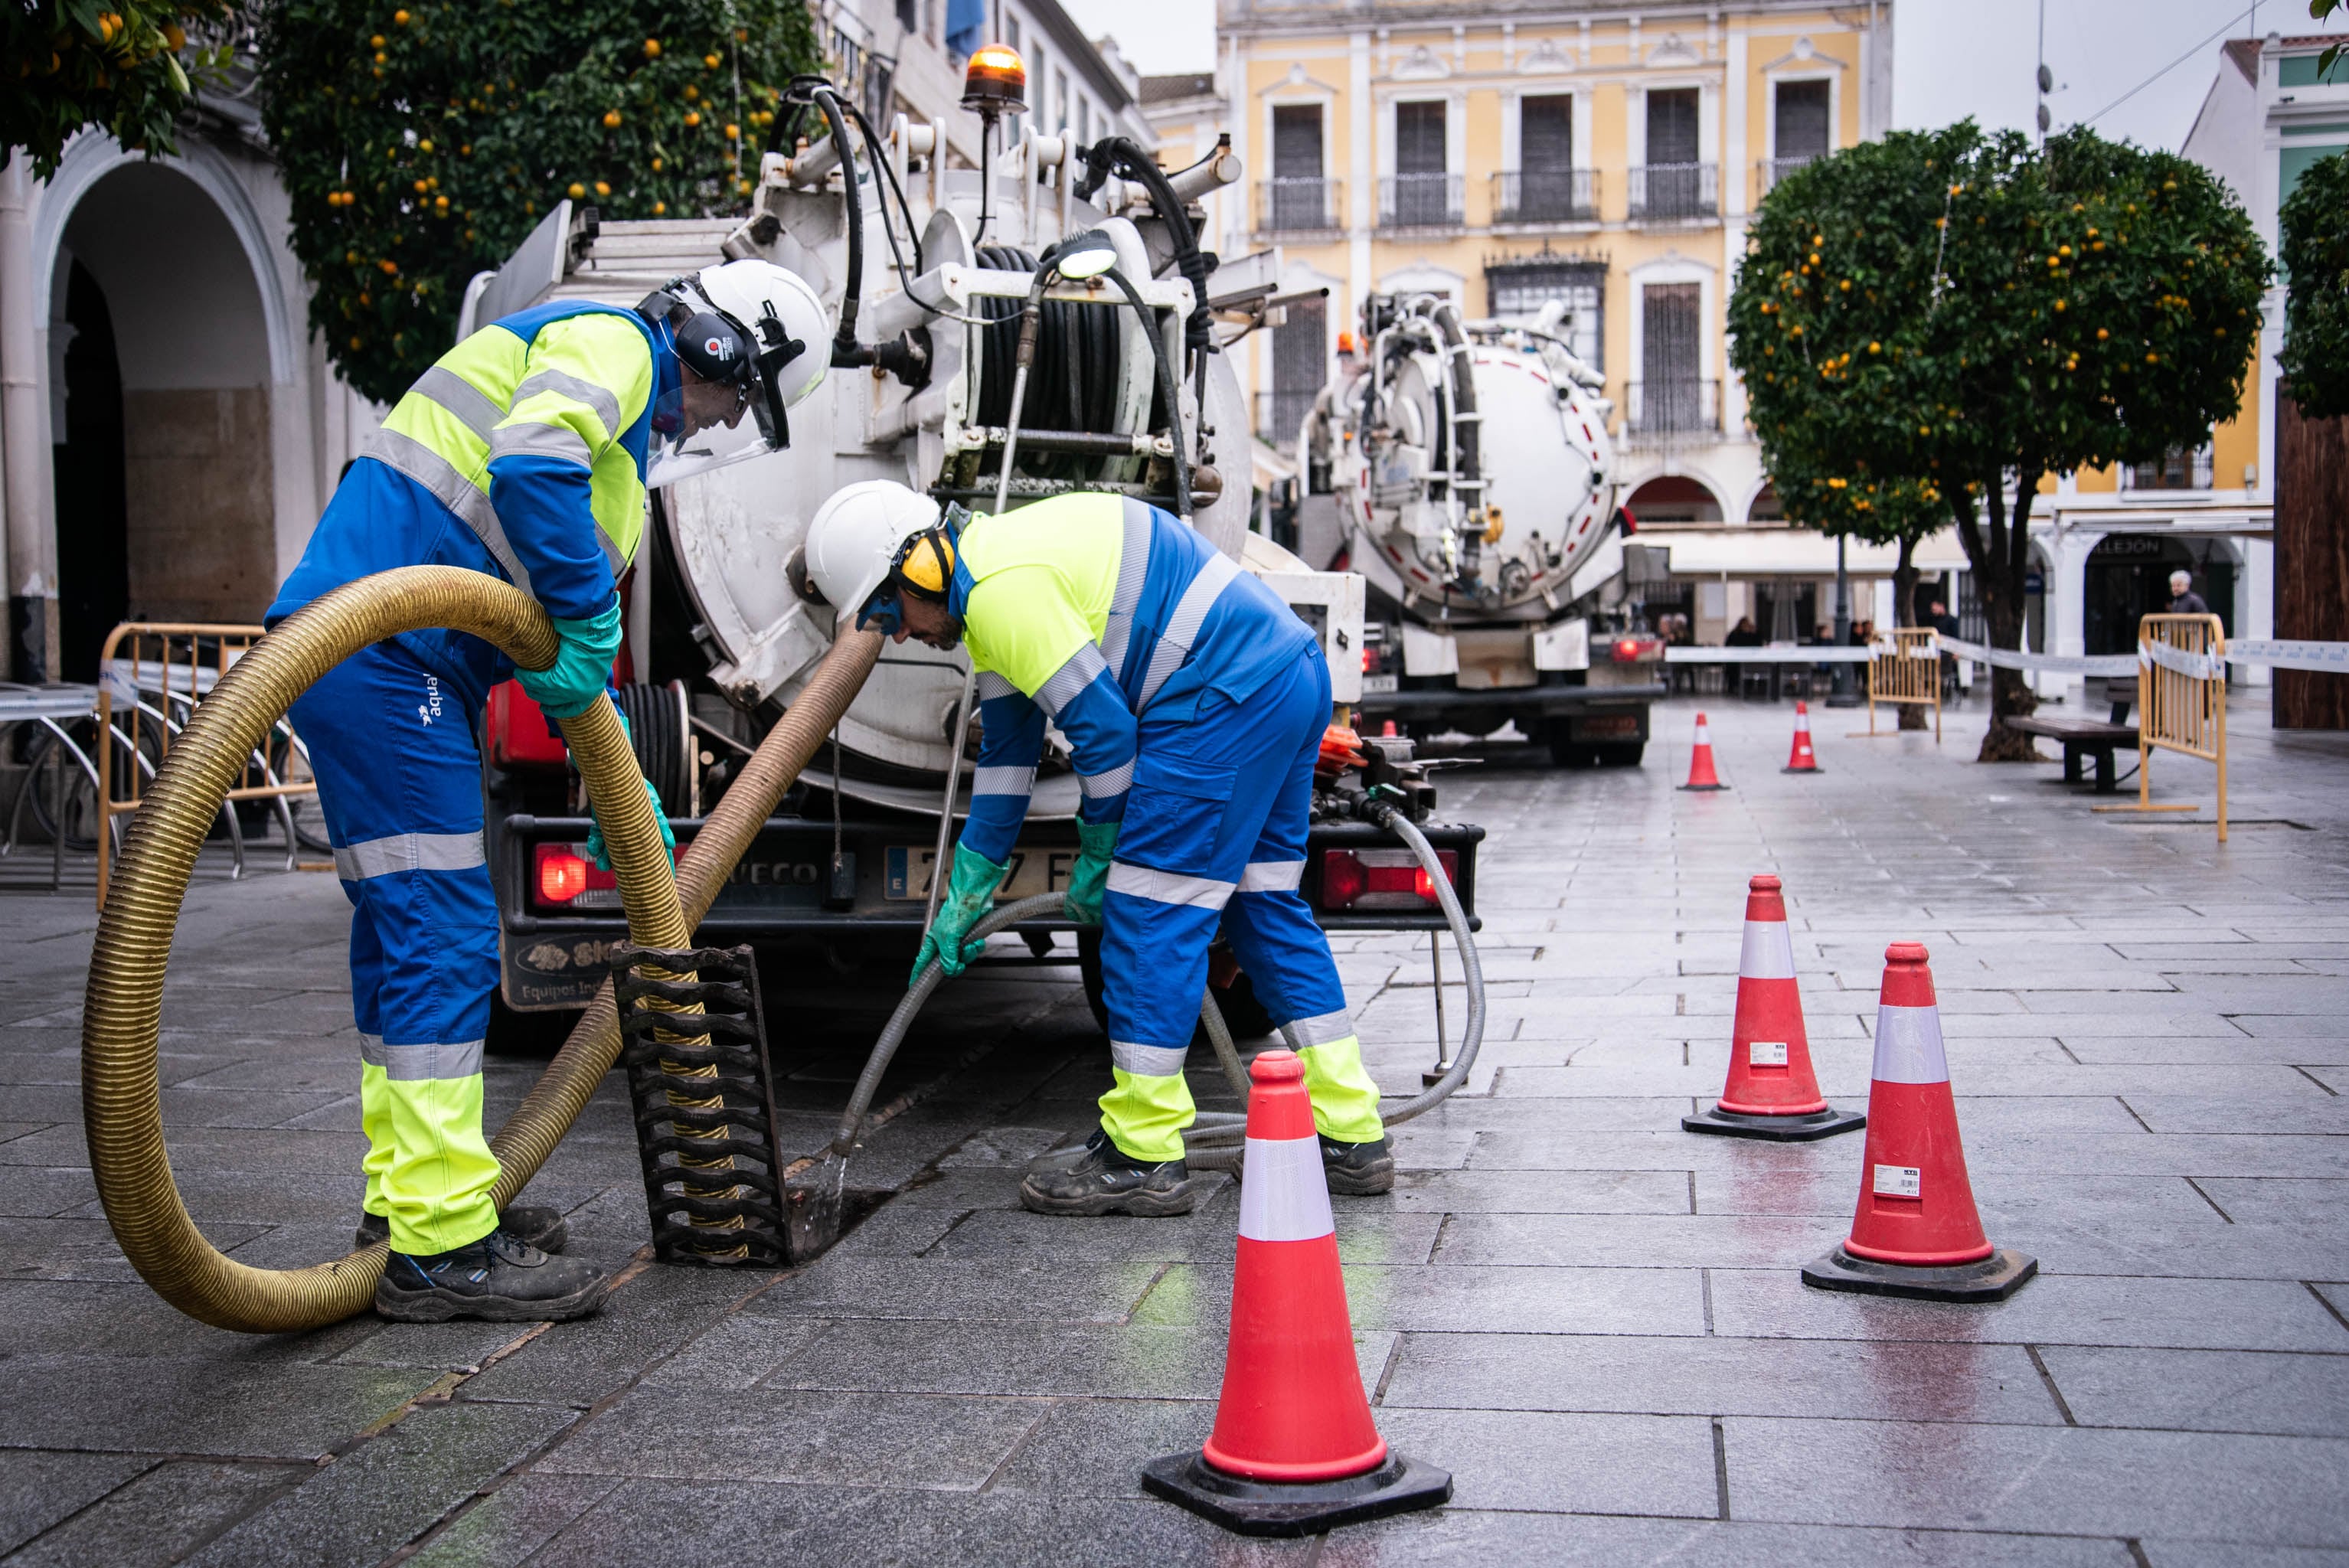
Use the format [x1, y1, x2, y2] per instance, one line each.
[374, 1230, 608, 1323]
[1020, 1129, 1195, 1217]
[1321, 1133, 1395, 1196]
[356, 1204, 569, 1255]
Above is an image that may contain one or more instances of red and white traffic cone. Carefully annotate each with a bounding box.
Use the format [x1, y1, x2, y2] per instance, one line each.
[1679, 712, 1727, 791]
[1802, 943, 2037, 1302]
[1782, 701, 1823, 773]
[1143, 1050, 1451, 1537]
[1684, 875, 1864, 1142]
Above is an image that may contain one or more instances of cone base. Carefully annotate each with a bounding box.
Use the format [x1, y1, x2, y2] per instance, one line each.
[1142, 1450, 1452, 1538]
[1781, 764, 1823, 774]
[1684, 1105, 1865, 1142]
[1802, 1245, 2038, 1303]
[1678, 782, 1730, 792]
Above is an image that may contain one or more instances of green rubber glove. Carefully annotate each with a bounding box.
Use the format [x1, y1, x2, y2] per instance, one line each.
[516, 599, 623, 720]
[913, 841, 1008, 984]
[584, 711, 675, 871]
[1066, 820, 1117, 925]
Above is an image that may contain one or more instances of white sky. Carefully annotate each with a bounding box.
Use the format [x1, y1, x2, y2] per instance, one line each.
[1063, 0, 2349, 152]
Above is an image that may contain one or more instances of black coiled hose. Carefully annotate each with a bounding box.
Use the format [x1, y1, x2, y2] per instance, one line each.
[612, 681, 691, 815]
[972, 245, 1125, 481]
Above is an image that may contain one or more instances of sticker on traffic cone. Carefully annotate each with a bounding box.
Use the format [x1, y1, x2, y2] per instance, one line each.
[1782, 701, 1823, 773]
[1142, 1050, 1451, 1537]
[1679, 712, 1727, 791]
[1684, 875, 1864, 1142]
[1802, 943, 2037, 1302]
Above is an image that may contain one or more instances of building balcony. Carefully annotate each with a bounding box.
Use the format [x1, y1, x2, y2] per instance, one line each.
[1255, 390, 1317, 449]
[1491, 169, 1599, 226]
[1624, 379, 1720, 444]
[1254, 177, 1344, 237]
[2123, 446, 2216, 492]
[1758, 155, 1818, 194]
[1628, 162, 1719, 223]
[1379, 173, 1465, 231]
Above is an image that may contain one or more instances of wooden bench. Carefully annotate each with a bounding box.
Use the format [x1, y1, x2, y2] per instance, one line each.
[2009, 704, 2138, 792]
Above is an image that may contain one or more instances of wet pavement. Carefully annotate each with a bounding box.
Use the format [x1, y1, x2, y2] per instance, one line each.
[2, 691, 2345, 1565]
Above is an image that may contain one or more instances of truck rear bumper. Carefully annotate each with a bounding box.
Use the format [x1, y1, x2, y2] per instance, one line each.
[1356, 681, 1665, 716]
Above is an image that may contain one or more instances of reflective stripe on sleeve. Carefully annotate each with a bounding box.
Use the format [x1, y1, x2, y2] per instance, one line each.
[515, 368, 624, 437]
[1138, 551, 1241, 709]
[1237, 860, 1305, 893]
[359, 1034, 487, 1082]
[410, 366, 505, 442]
[1111, 1039, 1191, 1077]
[490, 420, 596, 469]
[333, 831, 487, 881]
[973, 765, 1037, 796]
[1237, 1135, 1335, 1242]
[1871, 1004, 1950, 1085]
[1079, 759, 1135, 799]
[1738, 919, 1798, 981]
[1285, 1008, 1355, 1049]
[975, 671, 1018, 702]
[1106, 862, 1235, 910]
[1036, 642, 1110, 717]
[1101, 498, 1154, 681]
[365, 427, 535, 596]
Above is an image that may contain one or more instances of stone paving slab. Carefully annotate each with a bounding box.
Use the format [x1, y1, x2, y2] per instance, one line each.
[2, 697, 2345, 1563]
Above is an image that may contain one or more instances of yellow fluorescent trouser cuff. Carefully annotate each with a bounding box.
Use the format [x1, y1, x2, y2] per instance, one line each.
[1098, 1065, 1195, 1165]
[360, 1060, 501, 1256]
[1296, 1035, 1386, 1144]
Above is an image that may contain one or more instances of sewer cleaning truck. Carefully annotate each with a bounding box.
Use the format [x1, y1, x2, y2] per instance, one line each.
[1301, 292, 1665, 766]
[453, 74, 1482, 1046]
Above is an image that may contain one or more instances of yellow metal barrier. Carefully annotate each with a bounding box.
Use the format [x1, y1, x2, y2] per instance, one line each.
[1866, 628, 1942, 741]
[2097, 612, 2227, 842]
[94, 623, 320, 908]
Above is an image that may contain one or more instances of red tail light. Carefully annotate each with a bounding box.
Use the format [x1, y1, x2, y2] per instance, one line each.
[1320, 848, 1457, 910]
[534, 842, 618, 907]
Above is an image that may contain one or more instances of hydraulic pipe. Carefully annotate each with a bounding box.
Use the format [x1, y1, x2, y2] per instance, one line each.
[80, 566, 879, 1332]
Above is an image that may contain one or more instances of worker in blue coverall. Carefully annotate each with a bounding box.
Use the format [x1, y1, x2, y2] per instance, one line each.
[270, 260, 828, 1320]
[802, 483, 1393, 1214]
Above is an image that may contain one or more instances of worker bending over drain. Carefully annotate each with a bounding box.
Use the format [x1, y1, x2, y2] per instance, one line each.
[805, 485, 1393, 1214]
[269, 260, 828, 1319]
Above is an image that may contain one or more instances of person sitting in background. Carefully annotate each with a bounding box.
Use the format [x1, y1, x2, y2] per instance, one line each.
[2168, 570, 2210, 616]
[1723, 616, 1763, 648]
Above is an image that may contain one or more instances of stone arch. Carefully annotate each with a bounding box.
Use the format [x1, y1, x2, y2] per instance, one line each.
[1623, 472, 1724, 524]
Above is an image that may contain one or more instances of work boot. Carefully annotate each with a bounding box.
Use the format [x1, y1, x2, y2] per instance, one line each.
[373, 1230, 608, 1323]
[1019, 1129, 1194, 1217]
[355, 1204, 569, 1255]
[1321, 1134, 1395, 1196]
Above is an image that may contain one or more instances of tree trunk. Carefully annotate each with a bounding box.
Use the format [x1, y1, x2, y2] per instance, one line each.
[2275, 395, 2349, 730]
[1893, 533, 1927, 730]
[1949, 472, 2041, 761]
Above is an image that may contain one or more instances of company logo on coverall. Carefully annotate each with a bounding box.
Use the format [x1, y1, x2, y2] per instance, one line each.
[418, 675, 443, 727]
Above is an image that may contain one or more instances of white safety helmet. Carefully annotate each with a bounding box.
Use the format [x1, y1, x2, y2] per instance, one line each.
[802, 480, 947, 632]
[641, 260, 830, 488]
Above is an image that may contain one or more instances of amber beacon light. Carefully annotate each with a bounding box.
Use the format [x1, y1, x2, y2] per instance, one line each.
[961, 43, 1028, 116]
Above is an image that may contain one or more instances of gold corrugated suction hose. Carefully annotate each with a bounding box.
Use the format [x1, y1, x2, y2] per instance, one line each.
[80, 565, 881, 1333]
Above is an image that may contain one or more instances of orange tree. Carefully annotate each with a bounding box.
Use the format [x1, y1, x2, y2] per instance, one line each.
[2278, 150, 2349, 419]
[1729, 122, 2268, 760]
[257, 0, 818, 404]
[5, 3, 237, 178]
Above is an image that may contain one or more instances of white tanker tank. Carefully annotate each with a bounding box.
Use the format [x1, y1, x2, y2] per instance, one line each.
[1304, 293, 1665, 766]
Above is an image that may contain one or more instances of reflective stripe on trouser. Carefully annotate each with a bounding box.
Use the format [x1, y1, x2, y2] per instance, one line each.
[1097, 645, 1384, 1161]
[292, 639, 502, 1257]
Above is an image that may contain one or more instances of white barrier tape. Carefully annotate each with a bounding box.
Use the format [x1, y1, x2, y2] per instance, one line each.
[2139, 641, 2226, 681]
[1941, 632, 2349, 680]
[1937, 635, 2138, 678]
[2223, 639, 2349, 675]
[1664, 646, 1875, 664]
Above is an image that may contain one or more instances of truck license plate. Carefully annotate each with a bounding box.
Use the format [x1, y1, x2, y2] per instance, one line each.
[1362, 673, 1399, 694]
[885, 844, 1073, 901]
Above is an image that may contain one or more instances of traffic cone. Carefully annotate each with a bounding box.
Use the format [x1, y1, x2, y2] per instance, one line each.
[1142, 1050, 1451, 1537]
[1684, 875, 1864, 1142]
[1782, 701, 1823, 773]
[1802, 943, 2037, 1302]
[1679, 712, 1727, 791]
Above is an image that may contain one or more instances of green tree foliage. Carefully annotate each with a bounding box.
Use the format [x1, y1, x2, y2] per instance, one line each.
[2278, 151, 2349, 420]
[1729, 122, 2269, 760]
[4, 2, 237, 178]
[257, 0, 819, 405]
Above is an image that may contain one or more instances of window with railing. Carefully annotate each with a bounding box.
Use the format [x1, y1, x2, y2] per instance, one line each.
[2123, 446, 2216, 491]
[1759, 156, 1817, 193]
[1625, 380, 1720, 440]
[1380, 173, 1464, 229]
[1628, 163, 1718, 220]
[1492, 169, 1598, 224]
[1256, 177, 1343, 234]
[1488, 253, 1606, 370]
